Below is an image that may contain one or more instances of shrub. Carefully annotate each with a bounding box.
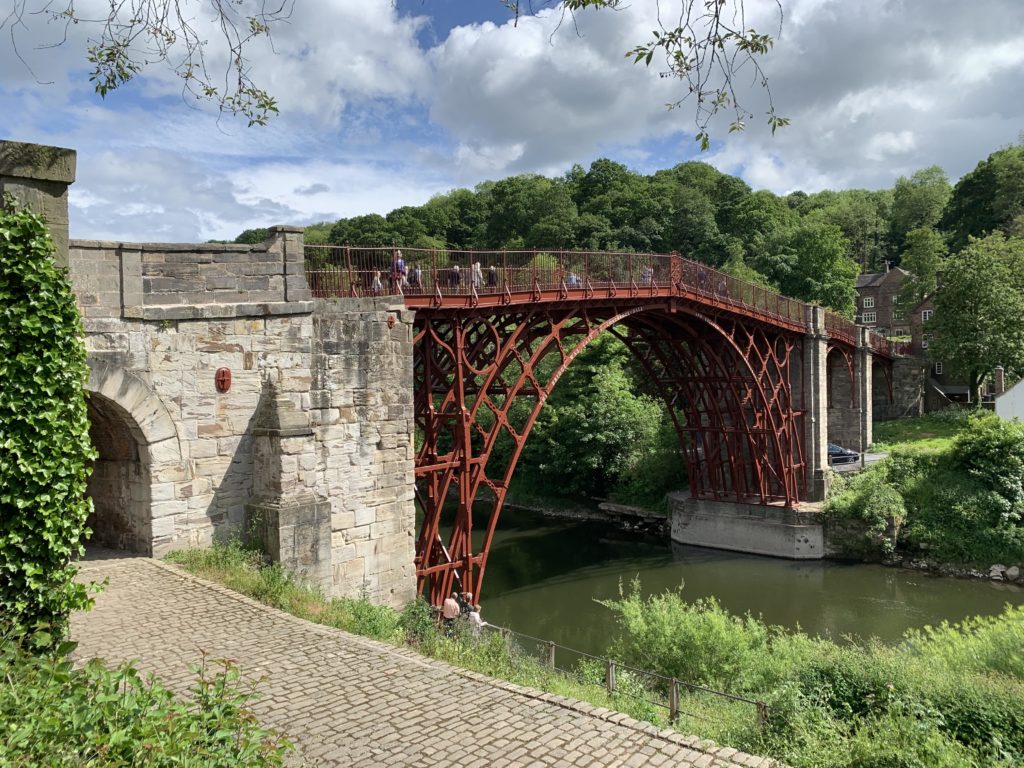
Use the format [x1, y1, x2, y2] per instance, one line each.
[0, 198, 95, 639]
[824, 464, 905, 557]
[0, 634, 291, 766]
[950, 416, 1024, 525]
[601, 580, 774, 691]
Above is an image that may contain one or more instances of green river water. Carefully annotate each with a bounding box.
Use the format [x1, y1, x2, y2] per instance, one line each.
[463, 507, 1024, 658]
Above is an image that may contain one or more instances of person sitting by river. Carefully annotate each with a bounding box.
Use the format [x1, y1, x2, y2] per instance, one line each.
[441, 592, 462, 635]
[468, 603, 484, 637]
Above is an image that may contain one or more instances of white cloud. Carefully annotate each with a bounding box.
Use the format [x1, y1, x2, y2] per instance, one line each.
[5, 0, 1024, 243]
[864, 130, 916, 161]
[428, 8, 685, 181]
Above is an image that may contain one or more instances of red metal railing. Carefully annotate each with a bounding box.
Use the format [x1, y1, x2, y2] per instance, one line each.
[304, 245, 897, 354]
[867, 332, 912, 357]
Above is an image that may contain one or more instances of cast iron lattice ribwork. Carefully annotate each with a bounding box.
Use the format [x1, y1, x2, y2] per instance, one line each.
[412, 300, 805, 606]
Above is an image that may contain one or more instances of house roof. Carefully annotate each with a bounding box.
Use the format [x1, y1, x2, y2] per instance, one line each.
[856, 267, 910, 290]
[855, 272, 884, 288]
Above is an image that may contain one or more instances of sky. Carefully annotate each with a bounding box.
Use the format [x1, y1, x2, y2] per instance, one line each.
[1, 0, 1022, 243]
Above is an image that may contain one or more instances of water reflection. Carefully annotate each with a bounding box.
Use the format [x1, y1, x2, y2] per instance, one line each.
[464, 507, 1024, 657]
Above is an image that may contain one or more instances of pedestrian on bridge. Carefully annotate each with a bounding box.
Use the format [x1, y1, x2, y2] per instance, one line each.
[472, 261, 483, 290]
[391, 250, 407, 292]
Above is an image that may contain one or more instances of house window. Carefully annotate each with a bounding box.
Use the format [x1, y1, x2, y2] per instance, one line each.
[922, 338, 929, 349]
[892, 295, 900, 304]
[921, 309, 933, 322]
[861, 311, 877, 324]
[895, 328, 908, 336]
[934, 362, 943, 375]
[863, 296, 875, 309]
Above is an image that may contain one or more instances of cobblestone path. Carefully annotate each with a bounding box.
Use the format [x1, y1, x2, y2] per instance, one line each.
[72, 555, 777, 767]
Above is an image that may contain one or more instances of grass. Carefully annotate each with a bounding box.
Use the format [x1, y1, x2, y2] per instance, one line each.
[871, 408, 974, 452]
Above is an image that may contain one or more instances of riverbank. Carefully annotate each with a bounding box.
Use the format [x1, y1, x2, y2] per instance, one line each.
[169, 543, 1024, 768]
[506, 483, 1024, 586]
[503, 496, 669, 538]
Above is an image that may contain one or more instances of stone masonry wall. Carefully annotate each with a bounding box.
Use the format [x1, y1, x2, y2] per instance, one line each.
[874, 357, 927, 421]
[70, 226, 311, 321]
[827, 350, 860, 450]
[68, 230, 417, 605]
[13, 140, 417, 605]
[311, 299, 417, 609]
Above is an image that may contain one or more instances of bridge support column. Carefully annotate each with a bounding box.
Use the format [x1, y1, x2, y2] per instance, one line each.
[856, 328, 873, 454]
[246, 379, 332, 592]
[803, 308, 829, 501]
[0, 140, 76, 268]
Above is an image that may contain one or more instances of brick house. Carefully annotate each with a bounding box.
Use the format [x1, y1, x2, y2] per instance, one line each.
[854, 266, 910, 336]
[913, 290, 991, 405]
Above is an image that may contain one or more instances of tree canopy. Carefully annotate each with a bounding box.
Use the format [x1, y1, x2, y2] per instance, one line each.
[929, 233, 1024, 402]
[941, 143, 1024, 250]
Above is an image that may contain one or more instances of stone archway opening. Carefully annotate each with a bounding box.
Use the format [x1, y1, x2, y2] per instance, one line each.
[86, 393, 152, 554]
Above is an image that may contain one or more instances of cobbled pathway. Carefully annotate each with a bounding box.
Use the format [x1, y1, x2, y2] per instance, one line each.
[72, 554, 778, 767]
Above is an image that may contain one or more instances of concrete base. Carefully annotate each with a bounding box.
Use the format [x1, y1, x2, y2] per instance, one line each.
[668, 493, 825, 560]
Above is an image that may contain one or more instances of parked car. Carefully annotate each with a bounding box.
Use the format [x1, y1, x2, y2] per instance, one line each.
[828, 442, 860, 465]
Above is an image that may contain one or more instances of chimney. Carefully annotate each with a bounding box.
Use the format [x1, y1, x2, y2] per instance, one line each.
[994, 366, 1006, 396]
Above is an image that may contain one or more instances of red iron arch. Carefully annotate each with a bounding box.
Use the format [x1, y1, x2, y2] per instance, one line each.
[413, 301, 805, 605]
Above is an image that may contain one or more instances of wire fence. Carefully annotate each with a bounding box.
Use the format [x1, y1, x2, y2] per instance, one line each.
[476, 621, 768, 731]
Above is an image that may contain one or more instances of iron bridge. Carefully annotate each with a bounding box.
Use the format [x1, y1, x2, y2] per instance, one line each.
[306, 246, 903, 605]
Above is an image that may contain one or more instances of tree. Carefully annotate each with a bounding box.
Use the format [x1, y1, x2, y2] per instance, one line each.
[0, 199, 95, 639]
[898, 227, 947, 309]
[327, 214, 396, 246]
[929, 233, 1024, 404]
[524, 335, 663, 498]
[889, 166, 951, 256]
[941, 144, 1024, 251]
[234, 227, 268, 245]
[804, 189, 891, 270]
[775, 221, 858, 317]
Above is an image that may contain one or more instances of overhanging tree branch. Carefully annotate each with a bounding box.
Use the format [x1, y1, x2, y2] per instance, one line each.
[506, 0, 788, 149]
[2, 0, 293, 125]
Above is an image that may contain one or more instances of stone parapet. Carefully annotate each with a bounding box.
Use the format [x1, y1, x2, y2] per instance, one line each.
[69, 226, 314, 319]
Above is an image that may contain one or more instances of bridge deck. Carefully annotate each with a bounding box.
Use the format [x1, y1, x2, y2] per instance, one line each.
[72, 554, 777, 767]
[305, 245, 904, 357]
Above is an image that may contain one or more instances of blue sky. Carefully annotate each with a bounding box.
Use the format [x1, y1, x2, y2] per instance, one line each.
[1, 0, 1022, 242]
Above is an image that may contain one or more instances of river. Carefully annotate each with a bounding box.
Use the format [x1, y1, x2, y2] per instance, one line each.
[463, 507, 1024, 657]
